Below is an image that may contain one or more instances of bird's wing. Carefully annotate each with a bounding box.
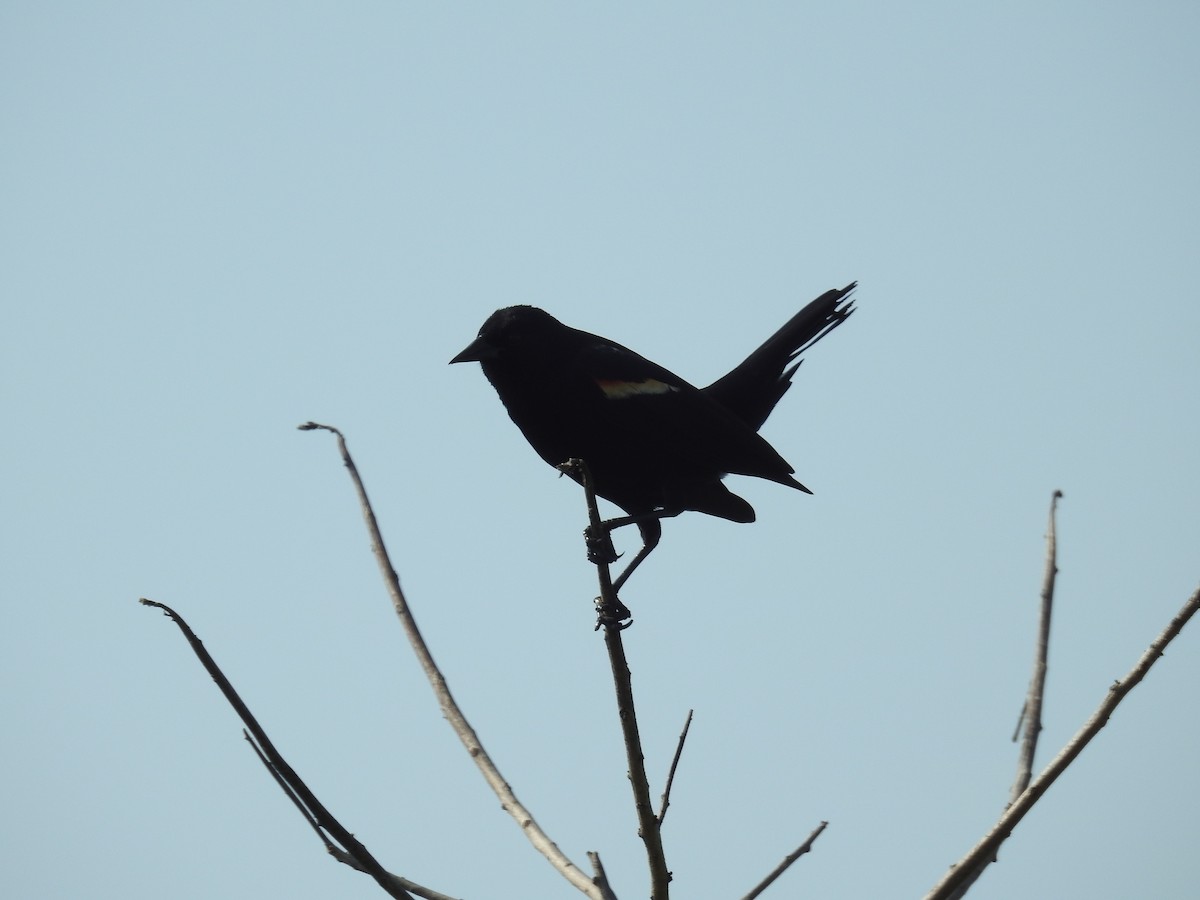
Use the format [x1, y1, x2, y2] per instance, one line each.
[569, 333, 805, 489]
[570, 333, 700, 398]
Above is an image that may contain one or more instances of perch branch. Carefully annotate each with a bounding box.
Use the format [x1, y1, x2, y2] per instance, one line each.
[566, 457, 671, 900]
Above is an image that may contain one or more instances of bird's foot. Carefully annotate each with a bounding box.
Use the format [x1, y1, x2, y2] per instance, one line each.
[584, 524, 620, 566]
[594, 594, 633, 630]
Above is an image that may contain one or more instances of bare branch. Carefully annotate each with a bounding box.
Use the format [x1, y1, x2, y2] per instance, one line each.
[566, 458, 671, 899]
[245, 731, 463, 900]
[299, 423, 602, 899]
[947, 491, 1064, 899]
[739, 821, 829, 900]
[587, 852, 621, 900]
[924, 584, 1200, 900]
[657, 710, 694, 825]
[242, 730, 328, 847]
[1013, 489, 1062, 799]
[601, 623, 669, 898]
[139, 598, 423, 900]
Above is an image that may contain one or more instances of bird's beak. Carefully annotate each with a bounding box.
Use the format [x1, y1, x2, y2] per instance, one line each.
[449, 336, 497, 364]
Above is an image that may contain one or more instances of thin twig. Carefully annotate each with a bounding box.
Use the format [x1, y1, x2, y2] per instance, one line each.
[947, 491, 1064, 900]
[1010, 700, 1026, 744]
[139, 598, 422, 900]
[299, 423, 603, 900]
[657, 710, 694, 825]
[739, 821, 829, 900]
[1014, 489, 1062, 799]
[567, 458, 671, 900]
[924, 584, 1200, 900]
[242, 730, 329, 848]
[243, 730, 460, 897]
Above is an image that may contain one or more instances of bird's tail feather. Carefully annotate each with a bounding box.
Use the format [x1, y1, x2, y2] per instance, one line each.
[704, 282, 856, 430]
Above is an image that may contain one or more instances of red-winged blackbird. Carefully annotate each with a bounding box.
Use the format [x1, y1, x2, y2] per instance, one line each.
[451, 283, 856, 600]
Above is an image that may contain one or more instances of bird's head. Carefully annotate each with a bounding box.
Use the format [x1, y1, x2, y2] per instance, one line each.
[449, 305, 567, 365]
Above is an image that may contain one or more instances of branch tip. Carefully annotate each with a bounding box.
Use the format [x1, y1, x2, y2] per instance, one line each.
[741, 820, 829, 900]
[297, 420, 342, 437]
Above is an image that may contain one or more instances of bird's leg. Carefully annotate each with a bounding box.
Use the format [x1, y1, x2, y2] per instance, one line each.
[599, 511, 678, 593]
[582, 517, 641, 625]
[584, 517, 636, 628]
[585, 511, 675, 627]
[612, 539, 655, 594]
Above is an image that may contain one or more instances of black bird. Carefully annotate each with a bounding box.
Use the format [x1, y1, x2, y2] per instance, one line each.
[451, 283, 856, 599]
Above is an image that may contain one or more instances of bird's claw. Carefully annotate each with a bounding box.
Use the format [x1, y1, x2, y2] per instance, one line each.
[584, 524, 620, 566]
[594, 594, 633, 630]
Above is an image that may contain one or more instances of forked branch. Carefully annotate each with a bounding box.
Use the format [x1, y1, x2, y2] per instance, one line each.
[924, 583, 1200, 899]
[947, 490, 1064, 899]
[657, 709, 694, 825]
[139, 598, 435, 900]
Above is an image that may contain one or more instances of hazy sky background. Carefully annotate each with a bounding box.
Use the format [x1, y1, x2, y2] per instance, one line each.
[3, 3, 1198, 898]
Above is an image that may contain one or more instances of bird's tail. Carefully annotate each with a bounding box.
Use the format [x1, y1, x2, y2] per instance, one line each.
[703, 282, 856, 430]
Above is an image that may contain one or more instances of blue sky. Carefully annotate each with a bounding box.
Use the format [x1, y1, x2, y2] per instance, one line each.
[3, 3, 1198, 898]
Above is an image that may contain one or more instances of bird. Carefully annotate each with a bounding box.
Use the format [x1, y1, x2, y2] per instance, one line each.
[450, 282, 856, 608]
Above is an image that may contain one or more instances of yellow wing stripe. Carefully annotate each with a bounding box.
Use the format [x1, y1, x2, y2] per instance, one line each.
[595, 378, 680, 399]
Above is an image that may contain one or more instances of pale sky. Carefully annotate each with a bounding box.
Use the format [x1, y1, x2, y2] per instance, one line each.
[3, 4, 1198, 898]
